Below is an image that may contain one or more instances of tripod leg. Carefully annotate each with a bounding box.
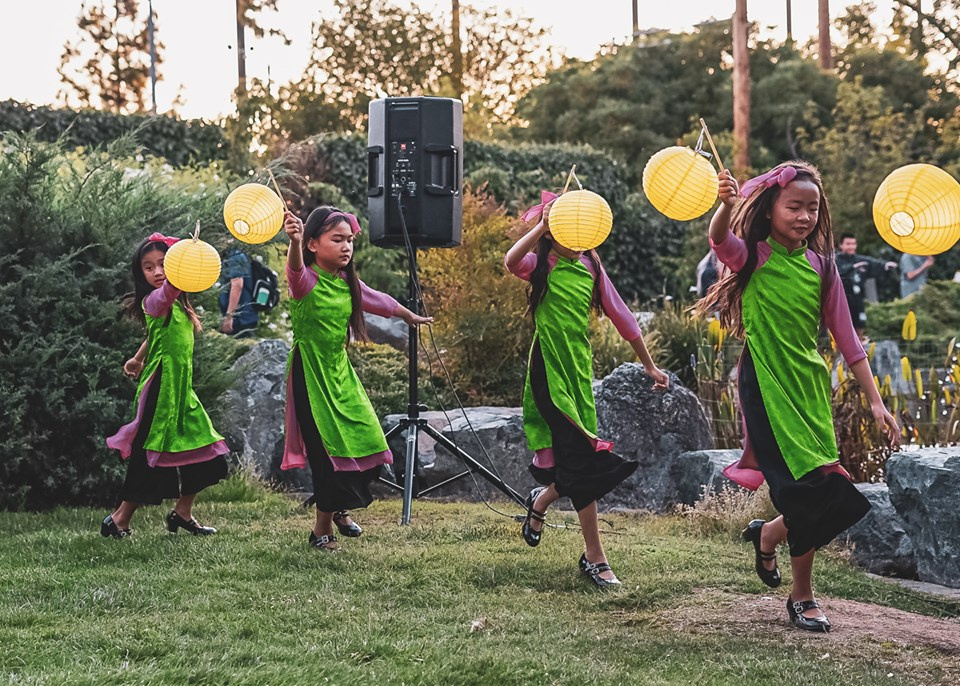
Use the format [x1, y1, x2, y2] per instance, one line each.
[401, 423, 419, 525]
[421, 423, 525, 505]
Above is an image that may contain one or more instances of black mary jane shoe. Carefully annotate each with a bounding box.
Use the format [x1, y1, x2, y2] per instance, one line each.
[100, 515, 131, 539]
[308, 531, 339, 552]
[787, 596, 831, 633]
[521, 487, 547, 547]
[742, 519, 782, 588]
[166, 510, 217, 536]
[332, 510, 363, 538]
[579, 553, 622, 589]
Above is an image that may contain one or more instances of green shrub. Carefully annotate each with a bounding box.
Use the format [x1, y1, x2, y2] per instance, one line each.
[419, 191, 532, 406]
[0, 132, 240, 510]
[0, 100, 227, 167]
[865, 280, 960, 364]
[645, 299, 704, 389]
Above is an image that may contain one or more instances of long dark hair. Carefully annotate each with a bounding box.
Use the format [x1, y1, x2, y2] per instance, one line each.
[527, 234, 604, 319]
[302, 205, 368, 344]
[695, 160, 835, 337]
[122, 238, 202, 332]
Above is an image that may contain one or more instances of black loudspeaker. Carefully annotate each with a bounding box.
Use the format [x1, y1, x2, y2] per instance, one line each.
[367, 97, 463, 248]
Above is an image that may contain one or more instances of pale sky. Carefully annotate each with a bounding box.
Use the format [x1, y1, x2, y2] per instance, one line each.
[2, 1, 896, 120]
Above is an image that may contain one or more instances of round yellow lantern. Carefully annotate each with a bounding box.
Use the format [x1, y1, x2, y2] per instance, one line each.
[164, 224, 221, 293]
[549, 190, 613, 251]
[223, 183, 285, 244]
[642, 146, 719, 221]
[873, 164, 960, 256]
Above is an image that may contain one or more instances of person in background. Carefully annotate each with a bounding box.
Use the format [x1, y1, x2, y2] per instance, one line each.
[899, 252, 935, 299]
[834, 233, 896, 339]
[219, 244, 259, 338]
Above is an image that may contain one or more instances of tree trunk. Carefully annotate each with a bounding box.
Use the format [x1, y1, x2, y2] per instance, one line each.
[733, 0, 750, 176]
[451, 0, 463, 99]
[236, 0, 247, 97]
[785, 0, 793, 46]
[818, 0, 832, 69]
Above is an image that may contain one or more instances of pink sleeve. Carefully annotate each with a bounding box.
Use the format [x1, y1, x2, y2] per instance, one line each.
[710, 232, 749, 272]
[143, 281, 180, 318]
[597, 267, 642, 341]
[359, 280, 401, 318]
[286, 263, 318, 300]
[819, 259, 867, 365]
[505, 253, 538, 281]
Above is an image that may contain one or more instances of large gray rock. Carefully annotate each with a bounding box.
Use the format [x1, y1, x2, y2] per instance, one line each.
[668, 449, 742, 506]
[887, 448, 960, 587]
[595, 364, 714, 512]
[364, 312, 408, 349]
[380, 407, 535, 501]
[220, 339, 312, 491]
[840, 482, 916, 577]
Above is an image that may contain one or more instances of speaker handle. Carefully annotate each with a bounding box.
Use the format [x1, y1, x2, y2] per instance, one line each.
[424, 144, 459, 196]
[367, 146, 384, 197]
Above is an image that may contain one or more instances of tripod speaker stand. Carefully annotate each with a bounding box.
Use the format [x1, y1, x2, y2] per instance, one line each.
[376, 215, 525, 524]
[368, 96, 523, 523]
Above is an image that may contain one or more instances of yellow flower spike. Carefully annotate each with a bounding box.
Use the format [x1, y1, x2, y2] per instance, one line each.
[829, 331, 837, 352]
[902, 310, 917, 341]
[884, 374, 893, 394]
[901, 357, 912, 382]
[915, 369, 924, 397]
[837, 363, 846, 383]
[868, 342, 876, 360]
[952, 364, 960, 385]
[873, 374, 881, 390]
[708, 318, 721, 345]
[945, 387, 953, 405]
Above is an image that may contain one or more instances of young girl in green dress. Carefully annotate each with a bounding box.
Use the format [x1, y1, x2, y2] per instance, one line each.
[103, 233, 229, 538]
[505, 193, 668, 587]
[700, 162, 900, 631]
[282, 207, 430, 551]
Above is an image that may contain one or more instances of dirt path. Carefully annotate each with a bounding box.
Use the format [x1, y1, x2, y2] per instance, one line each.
[658, 589, 960, 655]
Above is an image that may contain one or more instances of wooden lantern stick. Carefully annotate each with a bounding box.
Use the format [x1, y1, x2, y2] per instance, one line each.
[562, 164, 578, 194]
[267, 169, 285, 202]
[193, 219, 201, 241]
[699, 118, 725, 173]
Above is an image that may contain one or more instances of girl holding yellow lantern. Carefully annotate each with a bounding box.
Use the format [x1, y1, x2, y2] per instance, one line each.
[282, 207, 431, 551]
[103, 233, 229, 539]
[698, 162, 899, 632]
[505, 191, 669, 588]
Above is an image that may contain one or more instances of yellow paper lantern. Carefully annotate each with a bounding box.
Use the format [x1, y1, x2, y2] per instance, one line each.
[642, 146, 719, 221]
[873, 164, 960, 255]
[223, 183, 285, 244]
[164, 235, 221, 293]
[549, 190, 613, 251]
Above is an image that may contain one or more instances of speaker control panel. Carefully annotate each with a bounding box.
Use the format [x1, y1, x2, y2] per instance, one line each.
[390, 140, 418, 197]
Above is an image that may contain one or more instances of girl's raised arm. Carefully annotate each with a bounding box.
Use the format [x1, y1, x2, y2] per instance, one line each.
[505, 202, 553, 273]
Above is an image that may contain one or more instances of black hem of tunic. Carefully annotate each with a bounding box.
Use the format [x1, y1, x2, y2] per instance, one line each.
[739, 345, 870, 557]
[527, 340, 637, 512]
[291, 348, 381, 513]
[117, 363, 229, 506]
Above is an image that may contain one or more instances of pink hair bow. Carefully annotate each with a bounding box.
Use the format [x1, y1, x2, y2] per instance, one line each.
[146, 232, 180, 247]
[521, 190, 559, 223]
[328, 211, 362, 235]
[739, 165, 798, 199]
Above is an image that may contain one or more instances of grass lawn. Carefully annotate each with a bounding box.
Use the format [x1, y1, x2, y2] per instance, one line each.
[1, 476, 958, 685]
